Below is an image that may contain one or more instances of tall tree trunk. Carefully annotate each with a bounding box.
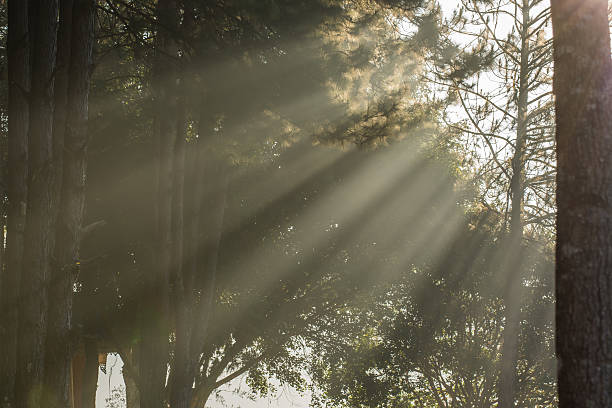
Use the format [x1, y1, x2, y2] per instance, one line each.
[552, 0, 612, 406]
[42, 1, 73, 407]
[1, 1, 30, 407]
[140, 1, 178, 407]
[15, 1, 58, 407]
[44, 0, 95, 407]
[498, 2, 530, 407]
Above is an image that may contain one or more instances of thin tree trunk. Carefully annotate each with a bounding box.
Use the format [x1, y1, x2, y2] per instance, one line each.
[552, 0, 612, 406]
[498, 2, 530, 407]
[44, 0, 95, 406]
[15, 1, 58, 406]
[1, 1, 30, 406]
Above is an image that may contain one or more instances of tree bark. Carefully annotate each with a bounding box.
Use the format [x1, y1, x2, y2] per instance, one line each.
[552, 0, 612, 407]
[50, 0, 73, 206]
[15, 1, 58, 407]
[44, 0, 95, 407]
[1, 1, 30, 407]
[41, 1, 73, 407]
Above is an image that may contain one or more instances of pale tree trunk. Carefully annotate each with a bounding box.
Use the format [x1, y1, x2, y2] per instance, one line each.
[44, 0, 96, 406]
[498, 2, 530, 407]
[1, 1, 30, 406]
[552, 0, 612, 406]
[15, 1, 58, 407]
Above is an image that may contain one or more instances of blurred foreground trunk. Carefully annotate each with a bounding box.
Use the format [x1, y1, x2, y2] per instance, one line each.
[552, 0, 612, 406]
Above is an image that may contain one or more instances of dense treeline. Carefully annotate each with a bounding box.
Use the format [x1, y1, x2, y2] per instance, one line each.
[0, 1, 610, 408]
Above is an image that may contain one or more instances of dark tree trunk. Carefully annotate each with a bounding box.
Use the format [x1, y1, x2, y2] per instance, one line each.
[15, 1, 58, 407]
[79, 339, 99, 408]
[1, 1, 30, 406]
[139, 1, 178, 407]
[42, 1, 73, 407]
[49, 0, 73, 204]
[70, 340, 99, 408]
[44, 0, 95, 407]
[552, 0, 612, 406]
